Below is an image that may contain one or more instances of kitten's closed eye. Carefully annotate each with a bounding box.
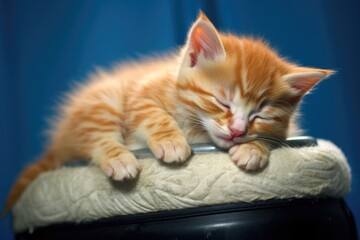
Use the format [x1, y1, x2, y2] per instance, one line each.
[249, 101, 274, 122]
[249, 112, 274, 122]
[215, 97, 230, 110]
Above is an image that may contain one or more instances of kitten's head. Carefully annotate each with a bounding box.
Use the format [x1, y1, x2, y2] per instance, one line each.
[177, 13, 333, 149]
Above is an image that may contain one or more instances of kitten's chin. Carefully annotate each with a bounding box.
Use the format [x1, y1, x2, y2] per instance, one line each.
[210, 135, 236, 149]
[210, 134, 258, 149]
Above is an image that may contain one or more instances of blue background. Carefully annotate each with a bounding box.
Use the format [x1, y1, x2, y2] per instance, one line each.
[1, 1, 359, 239]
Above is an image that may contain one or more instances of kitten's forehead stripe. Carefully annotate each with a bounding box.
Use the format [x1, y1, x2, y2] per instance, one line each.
[234, 45, 245, 98]
[177, 81, 213, 97]
[231, 39, 278, 105]
[239, 41, 248, 97]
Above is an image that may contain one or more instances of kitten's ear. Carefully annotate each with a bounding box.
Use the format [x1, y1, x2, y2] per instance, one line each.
[283, 67, 334, 96]
[184, 13, 226, 67]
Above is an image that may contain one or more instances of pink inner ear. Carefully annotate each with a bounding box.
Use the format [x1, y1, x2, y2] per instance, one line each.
[283, 71, 328, 95]
[190, 26, 207, 66]
[191, 26, 204, 54]
[190, 52, 197, 67]
[291, 76, 320, 92]
[188, 21, 225, 67]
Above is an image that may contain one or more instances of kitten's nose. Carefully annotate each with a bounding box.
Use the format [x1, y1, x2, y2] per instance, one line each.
[229, 126, 246, 138]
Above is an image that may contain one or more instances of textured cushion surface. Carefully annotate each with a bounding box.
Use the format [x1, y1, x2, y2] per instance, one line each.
[13, 140, 351, 233]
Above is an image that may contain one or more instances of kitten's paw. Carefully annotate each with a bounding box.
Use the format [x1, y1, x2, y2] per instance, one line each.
[102, 153, 141, 181]
[149, 137, 191, 163]
[229, 143, 269, 171]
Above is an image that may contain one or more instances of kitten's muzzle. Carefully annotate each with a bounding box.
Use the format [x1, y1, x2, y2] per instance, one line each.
[229, 126, 246, 138]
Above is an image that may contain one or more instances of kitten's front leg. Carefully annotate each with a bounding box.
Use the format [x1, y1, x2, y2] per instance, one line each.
[130, 106, 191, 163]
[229, 142, 270, 171]
[148, 132, 191, 164]
[92, 140, 141, 181]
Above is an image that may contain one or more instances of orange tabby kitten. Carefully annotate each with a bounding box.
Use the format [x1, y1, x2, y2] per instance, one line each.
[3, 13, 332, 213]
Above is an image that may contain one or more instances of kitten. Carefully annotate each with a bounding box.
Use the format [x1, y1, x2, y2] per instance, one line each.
[3, 12, 332, 214]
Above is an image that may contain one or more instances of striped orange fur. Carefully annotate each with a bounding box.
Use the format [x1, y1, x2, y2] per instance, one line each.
[2, 12, 333, 215]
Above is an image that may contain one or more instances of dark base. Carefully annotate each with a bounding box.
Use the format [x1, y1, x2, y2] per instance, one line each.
[16, 198, 358, 240]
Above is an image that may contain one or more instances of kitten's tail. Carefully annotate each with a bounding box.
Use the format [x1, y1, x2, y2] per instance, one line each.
[0, 150, 60, 218]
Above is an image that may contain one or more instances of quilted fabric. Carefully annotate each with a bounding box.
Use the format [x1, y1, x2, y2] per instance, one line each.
[13, 140, 351, 233]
